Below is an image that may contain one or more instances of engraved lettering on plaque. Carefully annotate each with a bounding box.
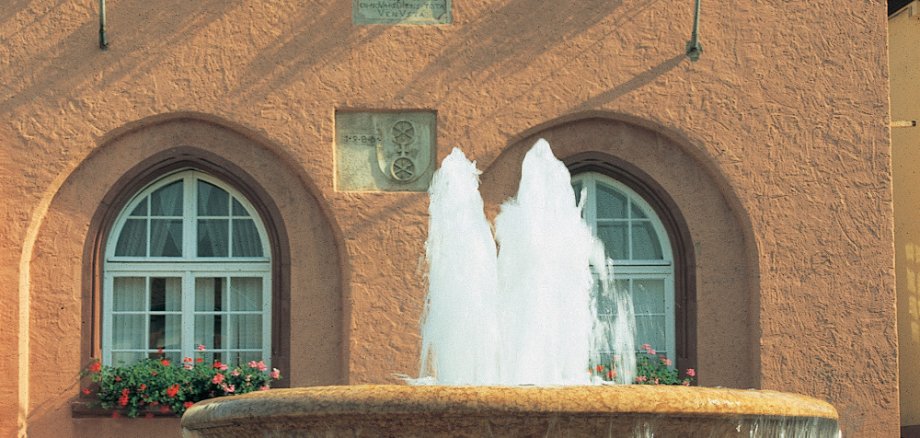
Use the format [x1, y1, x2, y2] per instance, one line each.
[353, 0, 451, 25]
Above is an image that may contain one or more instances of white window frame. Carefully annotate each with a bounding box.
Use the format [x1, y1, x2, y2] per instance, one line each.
[573, 172, 675, 358]
[102, 170, 272, 365]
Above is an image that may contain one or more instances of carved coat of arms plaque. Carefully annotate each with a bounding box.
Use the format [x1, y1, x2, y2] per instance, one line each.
[336, 111, 436, 192]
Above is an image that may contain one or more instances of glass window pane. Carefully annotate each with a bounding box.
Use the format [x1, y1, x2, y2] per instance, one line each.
[198, 219, 229, 257]
[571, 182, 583, 206]
[232, 219, 263, 257]
[198, 181, 230, 216]
[630, 202, 648, 219]
[195, 315, 223, 350]
[111, 351, 144, 365]
[232, 199, 249, 216]
[113, 277, 145, 311]
[150, 277, 181, 311]
[112, 314, 145, 349]
[150, 219, 182, 257]
[632, 222, 663, 260]
[229, 315, 262, 349]
[129, 200, 148, 216]
[150, 181, 183, 216]
[196, 277, 225, 311]
[235, 351, 262, 365]
[149, 314, 181, 350]
[633, 279, 665, 314]
[115, 219, 147, 256]
[598, 223, 628, 260]
[596, 279, 628, 316]
[596, 184, 627, 219]
[635, 315, 666, 352]
[231, 278, 262, 311]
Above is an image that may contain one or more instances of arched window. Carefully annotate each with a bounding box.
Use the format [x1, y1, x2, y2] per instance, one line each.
[573, 172, 676, 360]
[103, 170, 271, 366]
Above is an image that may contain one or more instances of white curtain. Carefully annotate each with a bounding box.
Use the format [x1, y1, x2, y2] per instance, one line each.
[150, 182, 183, 256]
[112, 277, 146, 364]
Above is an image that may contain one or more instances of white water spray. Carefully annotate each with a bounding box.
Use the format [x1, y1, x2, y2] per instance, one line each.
[417, 139, 635, 386]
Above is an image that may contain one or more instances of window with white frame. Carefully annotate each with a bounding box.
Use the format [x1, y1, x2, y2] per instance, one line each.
[572, 172, 675, 360]
[103, 170, 271, 366]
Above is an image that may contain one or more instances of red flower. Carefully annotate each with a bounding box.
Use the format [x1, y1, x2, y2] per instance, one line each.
[183, 401, 194, 409]
[686, 368, 696, 377]
[166, 384, 180, 398]
[595, 365, 603, 373]
[213, 360, 228, 371]
[212, 373, 225, 385]
[270, 368, 281, 380]
[118, 394, 129, 407]
[195, 357, 204, 363]
[88, 361, 102, 373]
[160, 358, 171, 366]
[606, 369, 616, 379]
[114, 376, 122, 382]
[159, 406, 172, 414]
[81, 388, 92, 395]
[138, 384, 147, 392]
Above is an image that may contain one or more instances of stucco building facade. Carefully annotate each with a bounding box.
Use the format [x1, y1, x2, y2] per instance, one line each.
[0, 1, 897, 436]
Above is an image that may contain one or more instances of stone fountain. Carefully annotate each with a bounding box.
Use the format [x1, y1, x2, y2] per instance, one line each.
[181, 140, 839, 437]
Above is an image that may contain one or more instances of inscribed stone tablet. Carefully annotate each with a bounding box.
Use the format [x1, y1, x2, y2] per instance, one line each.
[353, 0, 451, 25]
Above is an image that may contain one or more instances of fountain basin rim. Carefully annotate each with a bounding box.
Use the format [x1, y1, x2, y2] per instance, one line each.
[181, 384, 838, 431]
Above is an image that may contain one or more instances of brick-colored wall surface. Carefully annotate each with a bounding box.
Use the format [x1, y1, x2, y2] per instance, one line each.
[0, 1, 895, 436]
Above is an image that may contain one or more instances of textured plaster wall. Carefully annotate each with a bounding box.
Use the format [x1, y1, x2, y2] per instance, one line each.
[0, 1, 894, 436]
[892, 2, 920, 428]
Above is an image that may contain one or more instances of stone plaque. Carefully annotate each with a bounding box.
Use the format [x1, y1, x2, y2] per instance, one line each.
[353, 0, 451, 25]
[336, 111, 436, 192]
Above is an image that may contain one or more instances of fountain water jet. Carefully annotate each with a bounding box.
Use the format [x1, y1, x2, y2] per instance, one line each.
[181, 139, 840, 437]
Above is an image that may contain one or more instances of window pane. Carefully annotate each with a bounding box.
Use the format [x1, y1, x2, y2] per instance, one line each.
[633, 279, 665, 314]
[150, 181, 183, 216]
[196, 277, 225, 311]
[111, 351, 144, 365]
[598, 223, 628, 260]
[572, 182, 583, 206]
[236, 351, 262, 365]
[635, 314, 666, 352]
[198, 181, 230, 216]
[150, 277, 181, 311]
[198, 219, 229, 257]
[232, 219, 263, 257]
[129, 200, 147, 216]
[632, 222, 663, 259]
[630, 202, 648, 219]
[232, 199, 249, 216]
[596, 184, 626, 219]
[195, 315, 223, 350]
[149, 314, 181, 349]
[596, 279, 628, 316]
[229, 315, 262, 349]
[112, 314, 145, 349]
[150, 219, 182, 257]
[115, 219, 147, 256]
[231, 278, 262, 311]
[113, 277, 145, 311]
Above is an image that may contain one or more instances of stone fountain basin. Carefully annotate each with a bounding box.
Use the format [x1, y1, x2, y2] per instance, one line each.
[180, 385, 839, 437]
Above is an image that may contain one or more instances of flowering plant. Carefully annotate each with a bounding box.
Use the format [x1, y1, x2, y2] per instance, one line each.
[81, 347, 281, 418]
[591, 343, 696, 386]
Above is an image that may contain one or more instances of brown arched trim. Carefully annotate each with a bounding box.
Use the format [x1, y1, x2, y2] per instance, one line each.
[81, 146, 292, 386]
[564, 151, 697, 375]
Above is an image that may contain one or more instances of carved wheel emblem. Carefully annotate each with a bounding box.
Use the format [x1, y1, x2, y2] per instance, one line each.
[391, 121, 415, 146]
[390, 157, 416, 182]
